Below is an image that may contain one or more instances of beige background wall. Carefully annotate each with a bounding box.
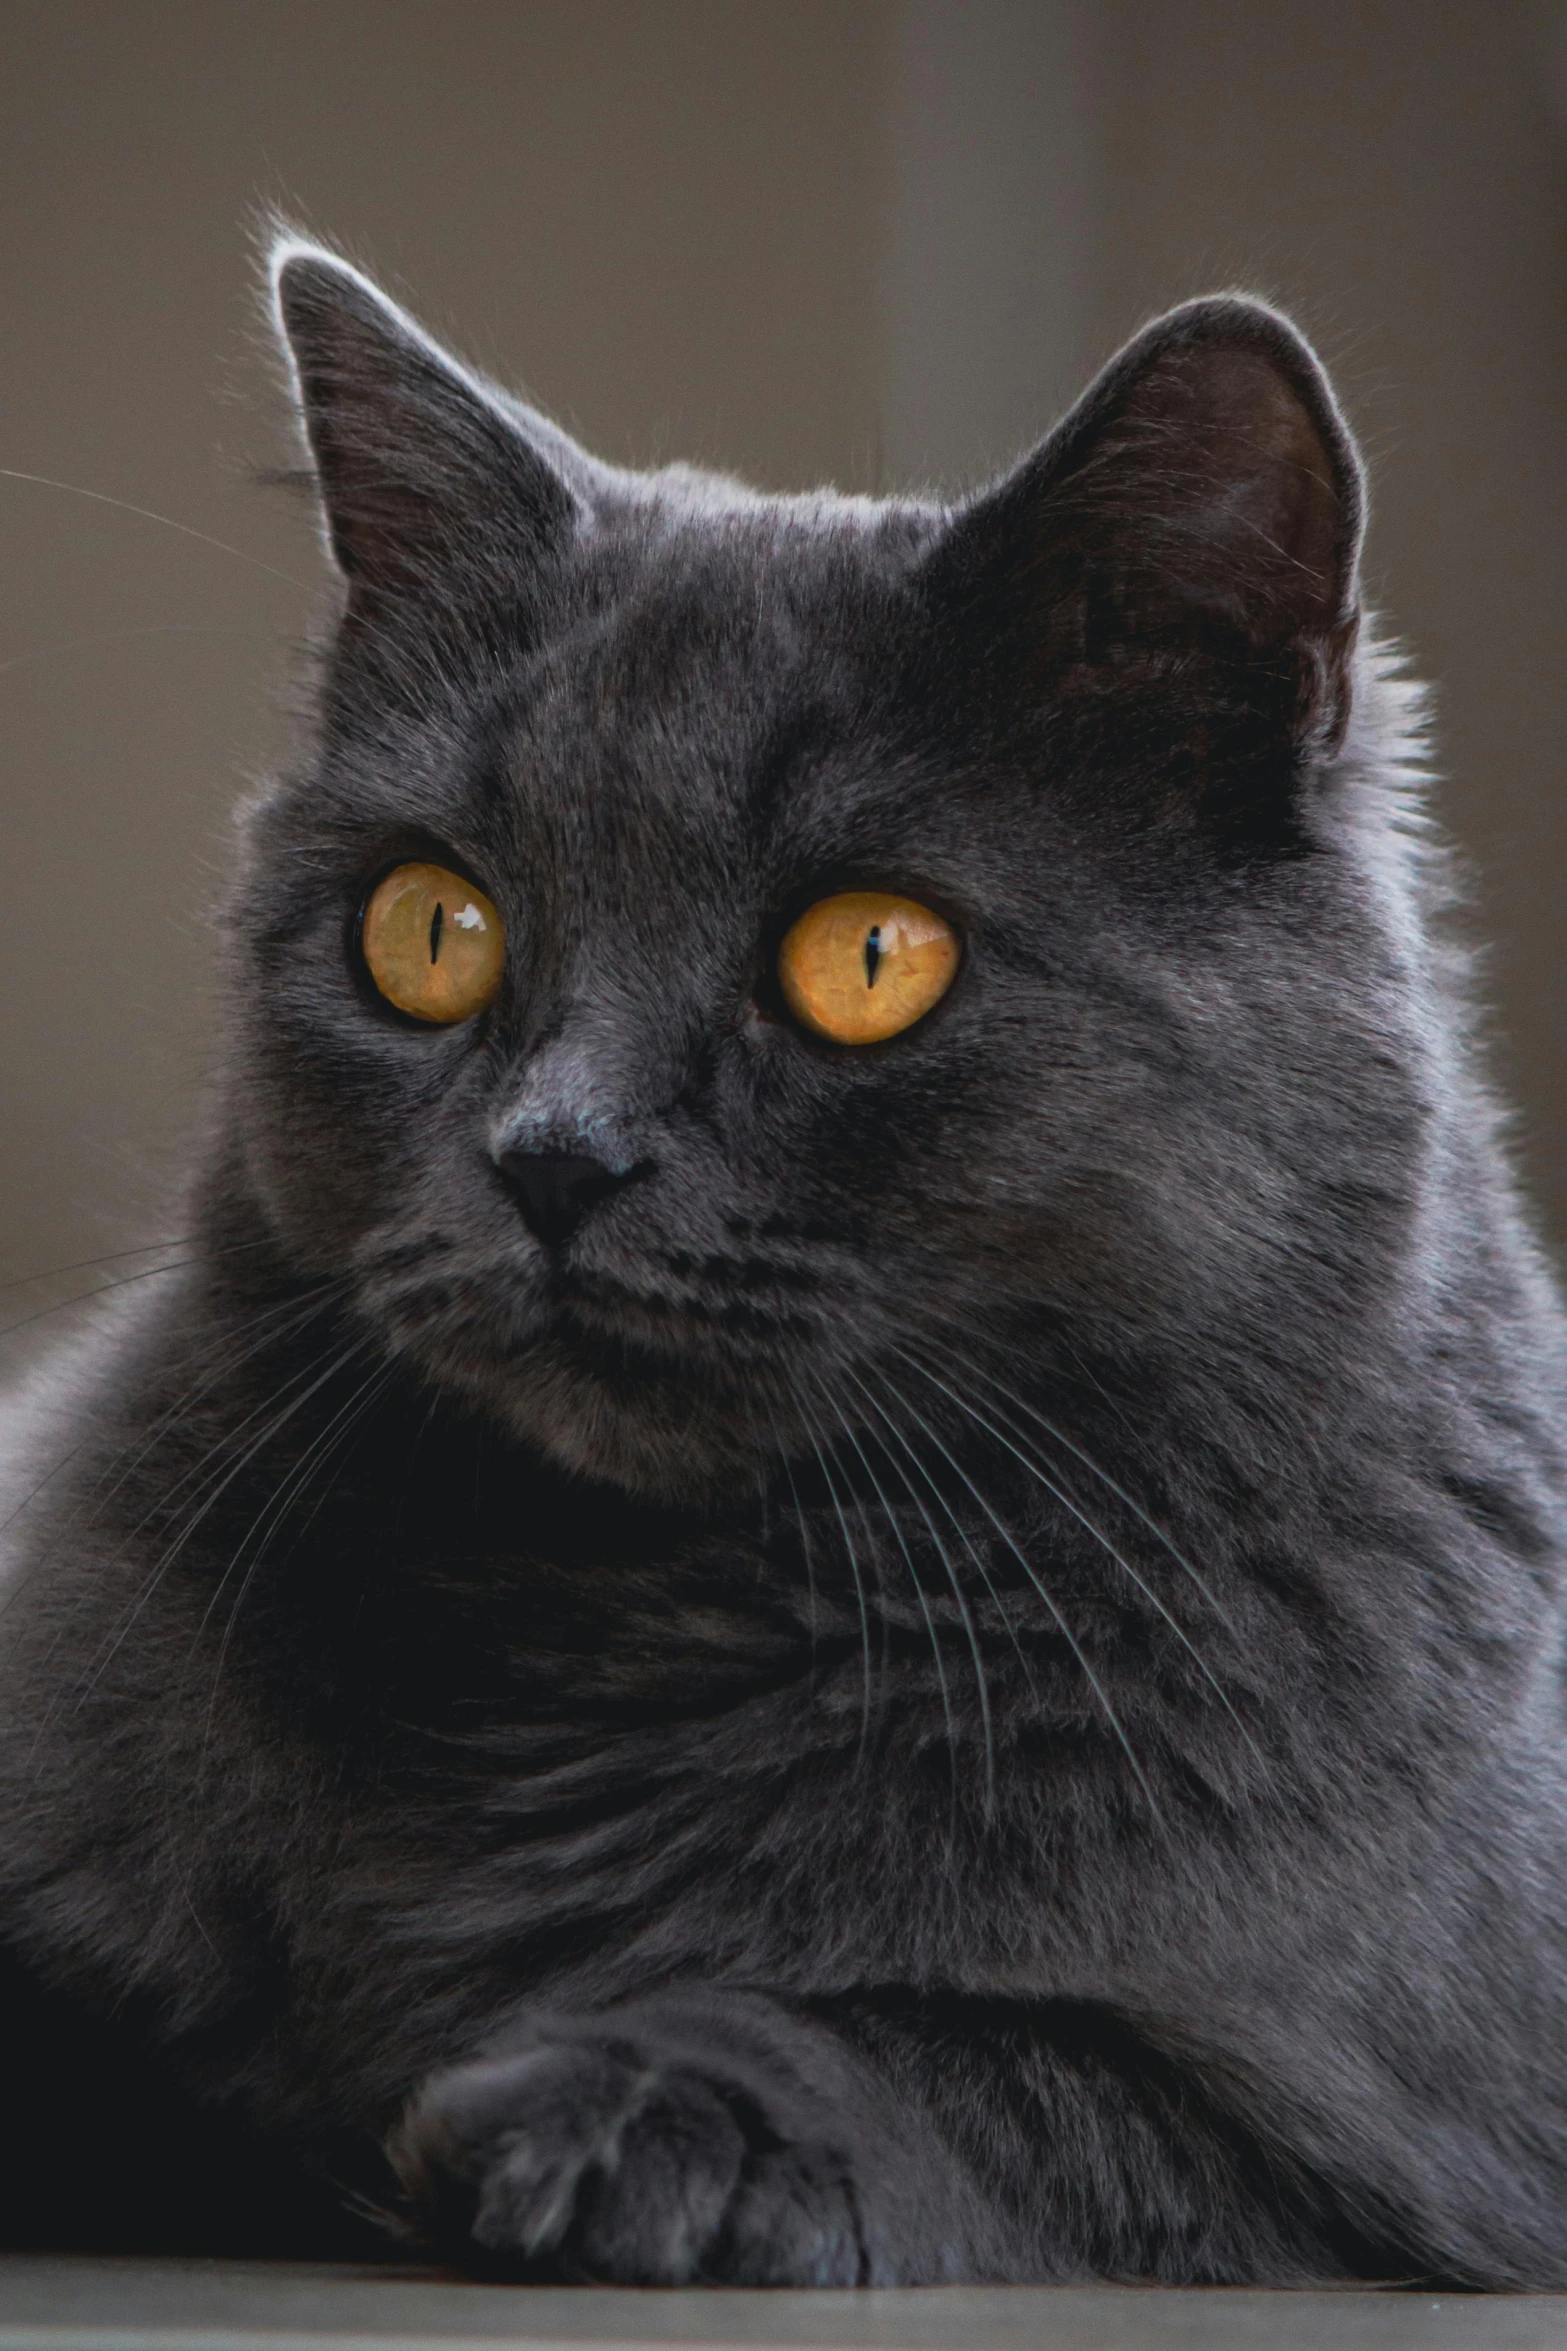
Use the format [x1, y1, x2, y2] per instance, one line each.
[4, 1, 1566, 1305]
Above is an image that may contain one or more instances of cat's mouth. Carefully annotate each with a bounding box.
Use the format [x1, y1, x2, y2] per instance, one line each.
[358, 1236, 832, 1493]
[550, 1269, 816, 1358]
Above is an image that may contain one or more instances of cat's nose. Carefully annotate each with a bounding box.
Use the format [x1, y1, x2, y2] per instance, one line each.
[496, 1149, 628, 1250]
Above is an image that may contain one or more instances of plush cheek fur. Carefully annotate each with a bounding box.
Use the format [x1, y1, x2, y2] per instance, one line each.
[2, 238, 1566, 2289]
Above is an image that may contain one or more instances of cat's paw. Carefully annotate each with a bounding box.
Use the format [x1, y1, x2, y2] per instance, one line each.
[389, 2009, 866, 2285]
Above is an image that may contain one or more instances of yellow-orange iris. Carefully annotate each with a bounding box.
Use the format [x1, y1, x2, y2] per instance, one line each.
[778, 890, 959, 1045]
[361, 861, 504, 1024]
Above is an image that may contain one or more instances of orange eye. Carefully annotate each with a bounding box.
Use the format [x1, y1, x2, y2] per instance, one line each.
[777, 890, 960, 1045]
[360, 861, 504, 1025]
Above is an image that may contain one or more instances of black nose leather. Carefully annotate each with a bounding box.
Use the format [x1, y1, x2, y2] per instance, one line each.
[497, 1150, 624, 1249]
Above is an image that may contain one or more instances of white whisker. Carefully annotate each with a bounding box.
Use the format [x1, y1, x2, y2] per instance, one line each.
[787, 1373, 874, 1754]
[759, 1390, 819, 1654]
[199, 1356, 395, 1750]
[839, 1362, 998, 1811]
[0, 466, 309, 590]
[875, 1358, 1162, 1823]
[891, 1341, 1265, 1779]
[944, 1325, 1247, 1646]
[826, 1378, 958, 1800]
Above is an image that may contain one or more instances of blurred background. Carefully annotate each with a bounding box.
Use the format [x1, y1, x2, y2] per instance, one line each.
[4, 0, 1567, 1309]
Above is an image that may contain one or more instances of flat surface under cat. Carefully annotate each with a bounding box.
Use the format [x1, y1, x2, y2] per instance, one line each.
[6, 2259, 1567, 2351]
[3, 238, 1566, 2288]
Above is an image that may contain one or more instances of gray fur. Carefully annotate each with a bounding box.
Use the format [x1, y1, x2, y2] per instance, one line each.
[2, 238, 1565, 2283]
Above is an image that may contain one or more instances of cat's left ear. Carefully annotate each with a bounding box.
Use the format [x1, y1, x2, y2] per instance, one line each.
[922, 296, 1364, 769]
[269, 236, 586, 612]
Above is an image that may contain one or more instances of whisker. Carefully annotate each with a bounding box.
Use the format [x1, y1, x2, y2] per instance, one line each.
[892, 1342, 1265, 1776]
[0, 466, 310, 591]
[180, 1337, 376, 1652]
[759, 1390, 818, 1653]
[64, 1335, 366, 1722]
[826, 1376, 958, 1803]
[0, 623, 276, 682]
[79, 1281, 353, 1534]
[0, 1241, 198, 1297]
[0, 1257, 200, 1345]
[0, 1279, 350, 1635]
[840, 1362, 1000, 1805]
[0, 1228, 295, 1301]
[854, 1367, 1036, 1688]
[277, 1361, 400, 1567]
[942, 1323, 1247, 1647]
[175, 1358, 396, 1917]
[43, 1282, 353, 1607]
[832, 1389, 894, 1709]
[787, 1372, 874, 1755]
[0, 1437, 94, 1568]
[199, 1354, 393, 1741]
[875, 1357, 1162, 1823]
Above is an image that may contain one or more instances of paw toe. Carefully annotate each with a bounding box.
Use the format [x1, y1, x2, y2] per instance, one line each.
[392, 2017, 868, 2286]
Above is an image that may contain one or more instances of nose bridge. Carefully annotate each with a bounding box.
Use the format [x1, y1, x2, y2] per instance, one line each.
[491, 779, 727, 1170]
[490, 978, 684, 1174]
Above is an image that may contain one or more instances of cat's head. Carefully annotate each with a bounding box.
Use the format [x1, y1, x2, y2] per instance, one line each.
[226, 237, 1404, 1503]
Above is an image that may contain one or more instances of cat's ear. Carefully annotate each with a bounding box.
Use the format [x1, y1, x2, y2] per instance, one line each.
[923, 296, 1364, 767]
[268, 237, 583, 608]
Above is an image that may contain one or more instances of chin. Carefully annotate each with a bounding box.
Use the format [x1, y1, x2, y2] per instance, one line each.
[427, 1326, 768, 1505]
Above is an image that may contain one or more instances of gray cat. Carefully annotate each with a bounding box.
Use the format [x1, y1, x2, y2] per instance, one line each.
[2, 237, 1565, 2285]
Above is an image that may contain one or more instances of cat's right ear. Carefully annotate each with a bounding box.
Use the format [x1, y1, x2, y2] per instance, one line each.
[268, 237, 583, 610]
[914, 298, 1364, 818]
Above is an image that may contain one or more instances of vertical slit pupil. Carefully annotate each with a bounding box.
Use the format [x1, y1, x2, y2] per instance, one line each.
[864, 924, 882, 988]
[429, 901, 444, 966]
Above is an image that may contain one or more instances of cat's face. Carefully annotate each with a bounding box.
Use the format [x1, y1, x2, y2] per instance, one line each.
[227, 246, 1389, 1502]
